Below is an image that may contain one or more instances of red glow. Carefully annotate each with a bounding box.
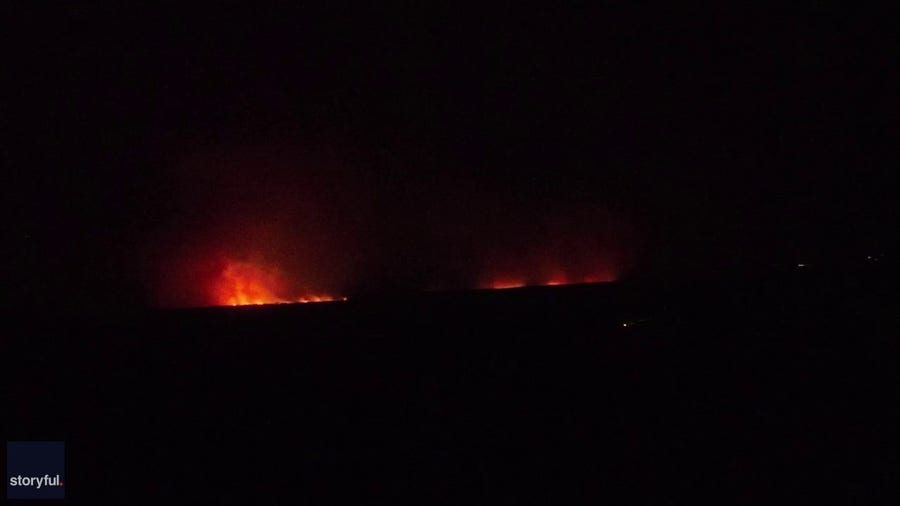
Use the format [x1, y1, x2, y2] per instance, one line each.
[211, 259, 341, 306]
[295, 294, 336, 303]
[212, 260, 286, 306]
[483, 268, 617, 290]
[544, 272, 569, 286]
[489, 278, 527, 290]
[581, 270, 617, 284]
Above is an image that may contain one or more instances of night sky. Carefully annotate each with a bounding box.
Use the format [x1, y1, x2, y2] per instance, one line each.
[3, 4, 896, 311]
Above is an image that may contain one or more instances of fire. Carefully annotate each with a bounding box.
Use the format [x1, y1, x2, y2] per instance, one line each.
[490, 278, 527, 290]
[483, 271, 616, 290]
[213, 261, 286, 306]
[296, 295, 338, 303]
[211, 259, 342, 306]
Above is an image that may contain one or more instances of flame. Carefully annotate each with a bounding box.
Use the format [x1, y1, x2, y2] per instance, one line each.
[213, 260, 286, 306]
[489, 278, 527, 290]
[204, 254, 615, 305]
[296, 294, 336, 303]
[211, 259, 342, 306]
[484, 269, 616, 290]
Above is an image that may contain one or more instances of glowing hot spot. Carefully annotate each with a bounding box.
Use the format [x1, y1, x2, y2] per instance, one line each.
[490, 279, 527, 290]
[210, 259, 343, 307]
[213, 261, 286, 306]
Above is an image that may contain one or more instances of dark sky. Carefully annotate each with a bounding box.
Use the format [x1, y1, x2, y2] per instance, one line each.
[3, 4, 897, 310]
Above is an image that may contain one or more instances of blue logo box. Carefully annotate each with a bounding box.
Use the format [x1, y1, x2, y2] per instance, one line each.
[7, 441, 66, 500]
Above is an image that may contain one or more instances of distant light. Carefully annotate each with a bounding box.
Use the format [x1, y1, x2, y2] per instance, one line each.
[490, 280, 527, 290]
[797, 263, 806, 268]
[622, 323, 628, 327]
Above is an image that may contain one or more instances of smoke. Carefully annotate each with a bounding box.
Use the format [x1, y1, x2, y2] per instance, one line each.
[148, 143, 633, 307]
[148, 144, 368, 307]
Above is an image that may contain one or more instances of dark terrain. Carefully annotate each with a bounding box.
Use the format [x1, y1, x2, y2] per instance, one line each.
[4, 263, 898, 504]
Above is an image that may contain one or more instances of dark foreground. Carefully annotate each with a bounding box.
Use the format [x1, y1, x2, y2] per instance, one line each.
[4, 265, 898, 504]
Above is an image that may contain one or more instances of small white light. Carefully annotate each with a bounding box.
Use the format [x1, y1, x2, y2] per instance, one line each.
[797, 263, 806, 268]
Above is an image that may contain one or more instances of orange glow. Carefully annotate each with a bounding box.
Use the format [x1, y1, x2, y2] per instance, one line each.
[296, 294, 335, 303]
[211, 259, 342, 306]
[489, 278, 527, 290]
[483, 268, 616, 290]
[213, 261, 285, 306]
